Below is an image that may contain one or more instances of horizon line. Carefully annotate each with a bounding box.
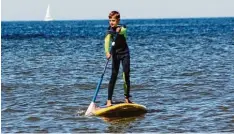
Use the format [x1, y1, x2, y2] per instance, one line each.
[1, 16, 234, 22]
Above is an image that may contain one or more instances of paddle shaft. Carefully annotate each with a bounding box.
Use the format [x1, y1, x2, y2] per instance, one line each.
[90, 26, 123, 103]
[92, 58, 110, 102]
[91, 32, 118, 102]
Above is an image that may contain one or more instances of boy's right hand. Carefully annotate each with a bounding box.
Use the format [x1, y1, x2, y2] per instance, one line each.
[106, 52, 111, 59]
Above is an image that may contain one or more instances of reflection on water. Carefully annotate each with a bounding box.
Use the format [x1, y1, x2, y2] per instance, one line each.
[102, 115, 145, 133]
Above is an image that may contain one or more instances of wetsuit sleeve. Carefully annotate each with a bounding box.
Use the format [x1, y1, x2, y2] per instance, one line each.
[119, 27, 127, 38]
[104, 34, 111, 54]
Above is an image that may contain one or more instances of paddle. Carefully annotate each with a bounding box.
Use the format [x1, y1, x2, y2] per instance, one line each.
[85, 31, 118, 116]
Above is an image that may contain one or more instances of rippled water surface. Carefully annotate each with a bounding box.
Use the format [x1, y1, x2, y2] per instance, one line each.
[1, 18, 234, 133]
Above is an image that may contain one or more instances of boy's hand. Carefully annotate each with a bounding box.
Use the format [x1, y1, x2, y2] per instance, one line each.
[106, 52, 111, 59]
[116, 27, 121, 33]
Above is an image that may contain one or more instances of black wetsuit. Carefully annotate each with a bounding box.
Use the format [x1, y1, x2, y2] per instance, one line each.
[104, 25, 131, 100]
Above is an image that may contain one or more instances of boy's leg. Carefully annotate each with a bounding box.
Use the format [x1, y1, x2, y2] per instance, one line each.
[107, 55, 120, 106]
[123, 72, 132, 103]
[122, 55, 131, 102]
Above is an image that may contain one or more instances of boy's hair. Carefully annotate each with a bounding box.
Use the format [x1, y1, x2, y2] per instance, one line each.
[108, 11, 120, 19]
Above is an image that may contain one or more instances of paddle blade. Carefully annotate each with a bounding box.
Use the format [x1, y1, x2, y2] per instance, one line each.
[85, 102, 96, 116]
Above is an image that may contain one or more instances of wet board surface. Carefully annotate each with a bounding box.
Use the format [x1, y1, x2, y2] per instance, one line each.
[93, 103, 147, 117]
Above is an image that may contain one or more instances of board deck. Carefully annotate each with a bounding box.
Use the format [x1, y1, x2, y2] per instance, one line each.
[93, 103, 147, 117]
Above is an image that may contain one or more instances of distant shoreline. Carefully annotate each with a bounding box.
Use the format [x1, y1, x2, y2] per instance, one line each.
[1, 16, 234, 22]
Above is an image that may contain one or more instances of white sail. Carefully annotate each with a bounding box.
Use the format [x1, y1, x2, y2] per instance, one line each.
[44, 4, 54, 21]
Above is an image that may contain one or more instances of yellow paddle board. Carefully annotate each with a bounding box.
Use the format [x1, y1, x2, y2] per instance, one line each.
[93, 103, 147, 117]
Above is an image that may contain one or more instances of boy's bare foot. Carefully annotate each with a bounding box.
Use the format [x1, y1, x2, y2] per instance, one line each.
[106, 100, 112, 107]
[125, 98, 132, 103]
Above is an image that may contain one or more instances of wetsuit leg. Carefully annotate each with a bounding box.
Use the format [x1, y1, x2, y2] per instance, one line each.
[108, 55, 120, 100]
[122, 54, 131, 98]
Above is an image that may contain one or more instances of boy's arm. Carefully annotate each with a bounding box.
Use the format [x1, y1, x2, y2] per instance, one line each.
[104, 25, 127, 54]
[104, 34, 111, 54]
[119, 26, 127, 38]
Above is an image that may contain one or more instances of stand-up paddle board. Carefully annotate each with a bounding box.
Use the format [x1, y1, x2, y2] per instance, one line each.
[93, 103, 147, 117]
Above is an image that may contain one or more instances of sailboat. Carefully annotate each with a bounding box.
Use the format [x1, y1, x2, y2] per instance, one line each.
[44, 4, 54, 21]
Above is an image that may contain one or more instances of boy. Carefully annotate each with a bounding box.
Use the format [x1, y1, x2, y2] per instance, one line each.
[104, 11, 132, 107]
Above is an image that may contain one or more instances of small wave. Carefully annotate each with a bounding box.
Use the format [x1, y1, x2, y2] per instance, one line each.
[1, 33, 47, 40]
[25, 116, 41, 122]
[2, 108, 25, 113]
[147, 108, 164, 113]
[76, 109, 86, 116]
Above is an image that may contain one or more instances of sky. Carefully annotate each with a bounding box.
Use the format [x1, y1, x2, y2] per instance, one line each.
[1, 0, 234, 21]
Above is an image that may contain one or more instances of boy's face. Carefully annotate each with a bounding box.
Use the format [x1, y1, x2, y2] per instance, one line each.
[109, 17, 119, 28]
